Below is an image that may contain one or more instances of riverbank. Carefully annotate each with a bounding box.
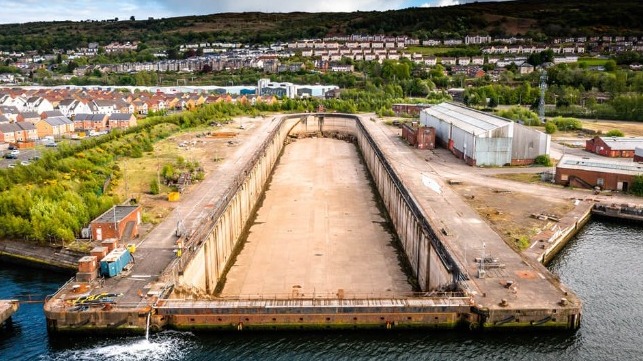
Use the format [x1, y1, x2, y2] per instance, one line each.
[0, 240, 80, 272]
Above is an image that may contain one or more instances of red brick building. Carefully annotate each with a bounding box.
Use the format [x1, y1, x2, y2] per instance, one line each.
[635, 147, 643, 163]
[585, 136, 643, 158]
[90, 205, 141, 242]
[392, 103, 431, 117]
[555, 155, 643, 192]
[401, 124, 436, 150]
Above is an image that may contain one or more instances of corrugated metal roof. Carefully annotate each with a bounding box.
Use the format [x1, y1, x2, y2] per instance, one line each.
[558, 155, 643, 176]
[423, 102, 510, 136]
[600, 137, 643, 151]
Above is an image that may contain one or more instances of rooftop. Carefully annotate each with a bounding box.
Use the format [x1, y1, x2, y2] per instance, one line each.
[422, 102, 511, 136]
[558, 154, 643, 176]
[91, 205, 140, 224]
[598, 136, 643, 151]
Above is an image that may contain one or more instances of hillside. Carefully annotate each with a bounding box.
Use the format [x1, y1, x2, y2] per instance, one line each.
[0, 0, 641, 52]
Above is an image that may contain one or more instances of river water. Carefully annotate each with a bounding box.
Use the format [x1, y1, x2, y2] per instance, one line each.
[1, 220, 642, 360]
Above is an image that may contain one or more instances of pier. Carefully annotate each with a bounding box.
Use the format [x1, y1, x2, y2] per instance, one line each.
[44, 114, 582, 333]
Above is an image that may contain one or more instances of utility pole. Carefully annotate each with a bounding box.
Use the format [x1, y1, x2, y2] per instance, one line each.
[538, 70, 547, 122]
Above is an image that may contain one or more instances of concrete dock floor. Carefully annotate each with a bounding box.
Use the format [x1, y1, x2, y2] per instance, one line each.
[220, 137, 413, 299]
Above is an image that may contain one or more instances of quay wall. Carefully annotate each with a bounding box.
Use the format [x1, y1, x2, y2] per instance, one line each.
[164, 116, 302, 294]
[539, 203, 593, 265]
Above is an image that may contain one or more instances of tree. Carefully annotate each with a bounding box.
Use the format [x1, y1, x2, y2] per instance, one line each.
[130, 16, 136, 21]
[631, 175, 643, 196]
[604, 60, 617, 72]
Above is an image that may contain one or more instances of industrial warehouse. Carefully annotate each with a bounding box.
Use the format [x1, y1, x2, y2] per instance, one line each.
[555, 154, 643, 192]
[420, 102, 550, 166]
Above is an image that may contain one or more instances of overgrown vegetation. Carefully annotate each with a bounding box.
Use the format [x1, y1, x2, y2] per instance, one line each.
[550, 117, 582, 131]
[605, 129, 624, 137]
[631, 176, 643, 197]
[497, 106, 541, 126]
[534, 154, 553, 167]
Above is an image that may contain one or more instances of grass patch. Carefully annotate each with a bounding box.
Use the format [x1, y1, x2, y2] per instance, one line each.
[577, 58, 609, 66]
[406, 46, 455, 56]
[494, 173, 542, 183]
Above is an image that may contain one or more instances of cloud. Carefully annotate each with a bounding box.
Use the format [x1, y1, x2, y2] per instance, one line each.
[156, 0, 408, 14]
[420, 0, 460, 7]
[420, 0, 509, 7]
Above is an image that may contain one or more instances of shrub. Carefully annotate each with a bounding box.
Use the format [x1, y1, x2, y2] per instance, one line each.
[150, 178, 160, 195]
[552, 116, 582, 131]
[544, 122, 557, 134]
[515, 235, 531, 250]
[534, 154, 553, 166]
[498, 106, 541, 126]
[605, 129, 624, 137]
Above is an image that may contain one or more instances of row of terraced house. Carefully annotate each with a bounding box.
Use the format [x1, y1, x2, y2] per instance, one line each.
[0, 87, 278, 145]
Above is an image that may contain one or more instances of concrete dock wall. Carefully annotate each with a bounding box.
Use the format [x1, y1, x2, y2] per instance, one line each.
[166, 116, 301, 294]
[290, 115, 459, 291]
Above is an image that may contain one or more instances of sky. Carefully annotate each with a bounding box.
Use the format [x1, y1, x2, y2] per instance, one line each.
[0, 0, 507, 25]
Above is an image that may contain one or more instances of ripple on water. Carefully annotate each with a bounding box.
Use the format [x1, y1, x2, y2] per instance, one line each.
[41, 331, 195, 361]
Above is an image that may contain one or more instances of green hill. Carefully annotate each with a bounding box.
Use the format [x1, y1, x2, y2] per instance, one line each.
[0, 0, 641, 52]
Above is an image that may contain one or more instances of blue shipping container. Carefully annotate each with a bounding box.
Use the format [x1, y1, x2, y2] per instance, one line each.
[99, 248, 132, 278]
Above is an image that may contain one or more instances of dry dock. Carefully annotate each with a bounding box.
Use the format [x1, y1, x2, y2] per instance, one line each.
[44, 114, 582, 333]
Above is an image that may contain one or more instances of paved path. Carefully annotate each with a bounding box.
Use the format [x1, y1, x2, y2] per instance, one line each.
[103, 117, 283, 305]
[361, 116, 581, 310]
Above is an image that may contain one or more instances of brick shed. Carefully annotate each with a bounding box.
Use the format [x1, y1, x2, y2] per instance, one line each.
[555, 155, 643, 192]
[585, 136, 643, 158]
[90, 205, 141, 242]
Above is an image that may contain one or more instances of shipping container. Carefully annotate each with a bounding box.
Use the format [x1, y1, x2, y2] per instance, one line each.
[99, 248, 132, 278]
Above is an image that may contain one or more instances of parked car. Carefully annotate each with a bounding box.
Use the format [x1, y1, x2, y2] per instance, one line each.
[45, 142, 58, 147]
[8, 144, 17, 150]
[3, 153, 17, 159]
[10, 149, 19, 155]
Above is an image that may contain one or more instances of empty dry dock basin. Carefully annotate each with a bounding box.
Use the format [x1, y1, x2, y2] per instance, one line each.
[44, 114, 581, 333]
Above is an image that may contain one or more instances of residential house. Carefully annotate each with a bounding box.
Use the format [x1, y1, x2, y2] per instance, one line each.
[0, 122, 17, 143]
[36, 116, 74, 139]
[24, 97, 54, 114]
[17, 111, 41, 123]
[519, 63, 535, 75]
[73, 113, 109, 132]
[58, 99, 77, 117]
[108, 113, 137, 129]
[92, 99, 117, 114]
[15, 121, 38, 141]
[0, 105, 20, 122]
[41, 110, 65, 119]
[440, 57, 457, 65]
